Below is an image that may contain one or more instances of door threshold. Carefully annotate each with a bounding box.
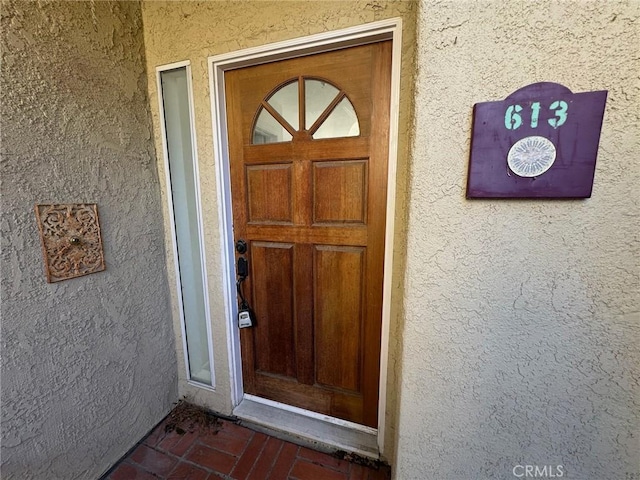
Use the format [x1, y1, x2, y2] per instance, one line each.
[233, 395, 379, 459]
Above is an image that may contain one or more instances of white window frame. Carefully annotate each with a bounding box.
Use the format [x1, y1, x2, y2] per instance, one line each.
[156, 60, 216, 390]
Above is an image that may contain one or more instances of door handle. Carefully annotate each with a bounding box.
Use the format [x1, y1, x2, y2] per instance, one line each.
[236, 256, 254, 328]
[237, 256, 249, 279]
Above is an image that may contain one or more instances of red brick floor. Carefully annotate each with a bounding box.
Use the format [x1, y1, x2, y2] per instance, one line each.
[107, 412, 390, 480]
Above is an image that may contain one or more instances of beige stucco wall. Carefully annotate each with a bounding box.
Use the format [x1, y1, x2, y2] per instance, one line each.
[141, 0, 417, 462]
[5, 0, 635, 478]
[141, 0, 638, 477]
[1, 1, 178, 478]
[396, 1, 639, 479]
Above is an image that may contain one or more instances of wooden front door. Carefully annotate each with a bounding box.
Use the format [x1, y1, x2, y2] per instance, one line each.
[225, 41, 391, 428]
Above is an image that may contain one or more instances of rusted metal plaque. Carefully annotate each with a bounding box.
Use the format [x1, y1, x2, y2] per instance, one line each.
[35, 204, 106, 283]
[467, 82, 608, 198]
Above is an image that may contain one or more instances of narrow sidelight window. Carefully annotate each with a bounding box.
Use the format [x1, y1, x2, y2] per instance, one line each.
[158, 64, 214, 387]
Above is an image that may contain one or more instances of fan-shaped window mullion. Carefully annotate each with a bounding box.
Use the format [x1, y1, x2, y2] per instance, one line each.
[267, 80, 299, 130]
[308, 91, 346, 137]
[304, 79, 340, 130]
[298, 76, 305, 135]
[261, 101, 297, 137]
[313, 95, 360, 140]
[253, 108, 292, 144]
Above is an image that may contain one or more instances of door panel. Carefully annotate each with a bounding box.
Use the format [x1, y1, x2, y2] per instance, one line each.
[226, 41, 391, 427]
[246, 164, 293, 224]
[251, 242, 295, 377]
[315, 245, 364, 393]
[313, 160, 368, 224]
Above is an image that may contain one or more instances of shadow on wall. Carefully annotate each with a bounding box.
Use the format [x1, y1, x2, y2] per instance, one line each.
[1, 1, 178, 479]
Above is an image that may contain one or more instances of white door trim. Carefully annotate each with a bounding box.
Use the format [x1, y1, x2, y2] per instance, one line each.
[207, 17, 403, 455]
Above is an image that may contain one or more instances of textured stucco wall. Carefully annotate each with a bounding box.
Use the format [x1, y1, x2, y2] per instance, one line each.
[396, 1, 639, 479]
[1, 2, 178, 478]
[141, 0, 417, 461]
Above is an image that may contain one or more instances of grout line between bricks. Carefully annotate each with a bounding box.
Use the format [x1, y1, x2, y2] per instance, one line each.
[238, 431, 268, 480]
[263, 437, 284, 480]
[124, 458, 164, 479]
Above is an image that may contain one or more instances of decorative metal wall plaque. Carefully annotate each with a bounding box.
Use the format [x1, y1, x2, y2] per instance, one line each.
[35, 204, 106, 283]
[467, 82, 608, 198]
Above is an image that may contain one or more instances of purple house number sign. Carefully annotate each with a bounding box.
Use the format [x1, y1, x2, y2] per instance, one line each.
[466, 82, 607, 198]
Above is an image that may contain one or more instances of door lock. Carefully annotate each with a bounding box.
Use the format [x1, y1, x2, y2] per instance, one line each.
[235, 239, 247, 254]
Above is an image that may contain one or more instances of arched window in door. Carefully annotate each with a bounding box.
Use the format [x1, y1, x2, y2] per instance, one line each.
[252, 77, 360, 144]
